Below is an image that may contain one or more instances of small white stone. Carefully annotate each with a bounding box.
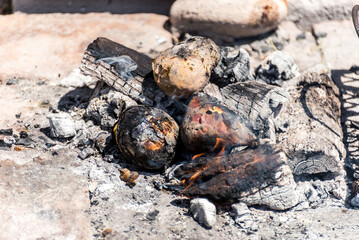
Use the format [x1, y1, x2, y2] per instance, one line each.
[190, 198, 217, 228]
[48, 113, 76, 138]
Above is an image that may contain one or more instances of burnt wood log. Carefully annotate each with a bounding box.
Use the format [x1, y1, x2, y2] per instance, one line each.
[175, 144, 298, 210]
[204, 74, 345, 176]
[275, 73, 346, 176]
[80, 37, 183, 113]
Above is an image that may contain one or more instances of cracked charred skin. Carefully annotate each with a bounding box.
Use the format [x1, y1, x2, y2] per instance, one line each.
[114, 105, 179, 170]
[181, 93, 258, 153]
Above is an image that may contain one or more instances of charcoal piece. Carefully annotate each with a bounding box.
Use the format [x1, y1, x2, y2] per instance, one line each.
[0, 129, 13, 136]
[211, 47, 253, 87]
[175, 144, 298, 210]
[255, 51, 299, 86]
[181, 93, 258, 153]
[114, 106, 179, 170]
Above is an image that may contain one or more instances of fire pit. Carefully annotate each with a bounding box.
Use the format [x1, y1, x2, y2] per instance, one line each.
[78, 35, 347, 225]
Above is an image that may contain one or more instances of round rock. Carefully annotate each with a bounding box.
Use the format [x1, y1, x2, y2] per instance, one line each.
[114, 106, 179, 170]
[170, 0, 288, 38]
[152, 36, 220, 98]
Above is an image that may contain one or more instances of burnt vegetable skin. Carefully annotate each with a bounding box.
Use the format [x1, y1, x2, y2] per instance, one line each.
[114, 106, 179, 170]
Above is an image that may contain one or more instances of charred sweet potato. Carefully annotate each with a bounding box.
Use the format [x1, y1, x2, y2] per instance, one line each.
[114, 106, 179, 170]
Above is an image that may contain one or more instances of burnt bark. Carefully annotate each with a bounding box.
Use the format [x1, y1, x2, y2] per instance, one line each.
[175, 144, 298, 210]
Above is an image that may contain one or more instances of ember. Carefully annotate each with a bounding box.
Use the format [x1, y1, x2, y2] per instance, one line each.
[175, 144, 287, 200]
[120, 168, 139, 187]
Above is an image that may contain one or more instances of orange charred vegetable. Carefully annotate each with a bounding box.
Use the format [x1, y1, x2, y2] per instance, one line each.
[114, 106, 179, 170]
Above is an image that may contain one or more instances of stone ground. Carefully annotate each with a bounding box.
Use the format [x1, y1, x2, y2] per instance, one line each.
[2, 12, 359, 240]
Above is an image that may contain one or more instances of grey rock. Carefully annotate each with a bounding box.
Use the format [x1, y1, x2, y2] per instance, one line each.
[212, 47, 254, 87]
[255, 51, 299, 86]
[78, 148, 95, 160]
[351, 195, 359, 208]
[231, 203, 258, 233]
[190, 198, 217, 228]
[48, 113, 76, 138]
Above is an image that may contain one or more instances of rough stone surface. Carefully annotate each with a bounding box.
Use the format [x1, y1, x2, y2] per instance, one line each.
[48, 112, 76, 138]
[255, 51, 299, 86]
[170, 0, 288, 38]
[13, 0, 174, 14]
[0, 150, 91, 239]
[0, 13, 172, 81]
[277, 21, 324, 74]
[190, 198, 217, 228]
[287, 0, 356, 29]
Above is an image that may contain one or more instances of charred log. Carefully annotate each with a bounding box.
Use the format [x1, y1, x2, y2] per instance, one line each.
[174, 144, 298, 210]
[80, 37, 186, 118]
[114, 106, 179, 170]
[181, 93, 258, 153]
[275, 73, 346, 176]
[204, 74, 345, 177]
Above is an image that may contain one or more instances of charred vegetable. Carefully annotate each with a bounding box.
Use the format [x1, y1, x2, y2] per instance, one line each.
[181, 93, 258, 153]
[114, 106, 179, 170]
